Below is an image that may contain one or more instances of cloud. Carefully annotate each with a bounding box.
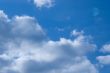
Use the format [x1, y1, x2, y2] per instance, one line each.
[56, 57, 98, 73]
[22, 56, 98, 73]
[97, 44, 110, 65]
[100, 44, 110, 53]
[0, 10, 9, 22]
[97, 55, 110, 65]
[71, 30, 84, 36]
[33, 0, 54, 8]
[0, 12, 46, 43]
[0, 10, 98, 73]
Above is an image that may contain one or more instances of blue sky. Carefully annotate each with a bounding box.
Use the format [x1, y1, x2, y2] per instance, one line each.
[0, 0, 110, 73]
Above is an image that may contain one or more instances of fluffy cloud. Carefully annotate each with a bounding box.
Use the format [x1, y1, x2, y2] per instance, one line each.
[0, 13, 46, 42]
[0, 10, 98, 73]
[22, 57, 98, 73]
[33, 0, 54, 8]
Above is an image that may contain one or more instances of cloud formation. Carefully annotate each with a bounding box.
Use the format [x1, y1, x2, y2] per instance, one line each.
[97, 44, 110, 65]
[71, 30, 84, 36]
[97, 55, 110, 65]
[33, 0, 54, 8]
[0, 10, 98, 73]
[100, 44, 110, 53]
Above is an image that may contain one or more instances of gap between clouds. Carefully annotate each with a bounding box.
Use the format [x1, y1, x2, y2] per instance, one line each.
[0, 10, 99, 73]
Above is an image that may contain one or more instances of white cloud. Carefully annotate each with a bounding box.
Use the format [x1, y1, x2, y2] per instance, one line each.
[11, 15, 46, 41]
[0, 14, 46, 43]
[0, 10, 9, 22]
[100, 44, 110, 53]
[97, 55, 110, 65]
[96, 44, 110, 66]
[71, 30, 84, 36]
[33, 0, 54, 8]
[0, 10, 98, 73]
[57, 57, 98, 73]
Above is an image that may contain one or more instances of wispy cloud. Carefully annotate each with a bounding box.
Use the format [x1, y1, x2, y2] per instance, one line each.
[97, 55, 110, 65]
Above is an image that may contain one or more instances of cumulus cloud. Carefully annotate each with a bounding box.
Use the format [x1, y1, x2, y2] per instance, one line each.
[0, 13, 46, 43]
[0, 10, 98, 73]
[33, 0, 54, 8]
